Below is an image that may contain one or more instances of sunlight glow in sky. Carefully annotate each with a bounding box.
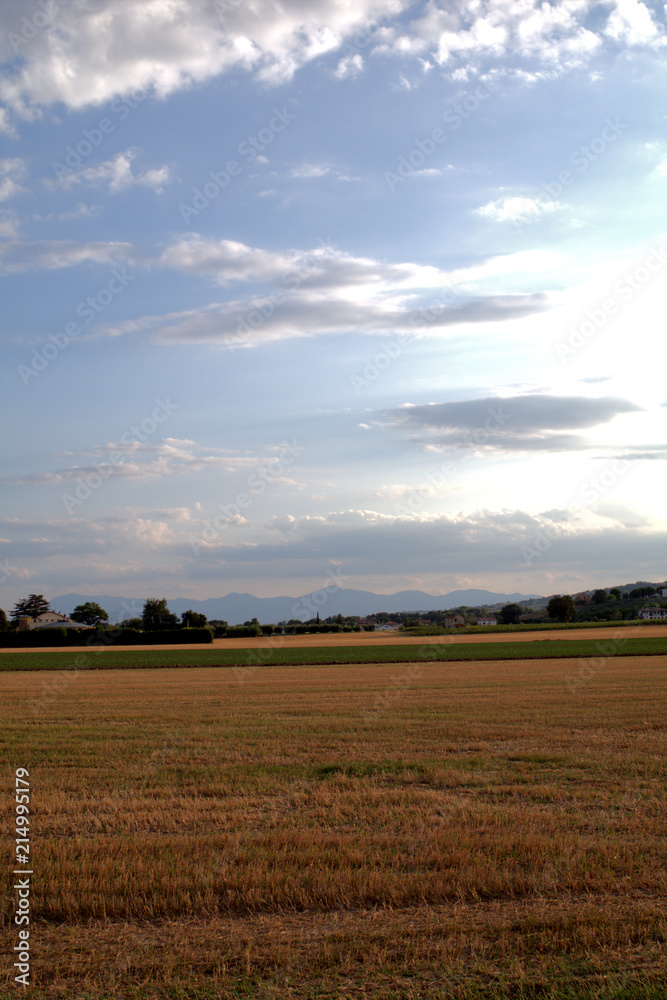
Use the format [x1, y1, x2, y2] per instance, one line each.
[1, 0, 665, 604]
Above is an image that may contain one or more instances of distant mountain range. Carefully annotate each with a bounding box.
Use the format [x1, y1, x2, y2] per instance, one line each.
[50, 588, 544, 624]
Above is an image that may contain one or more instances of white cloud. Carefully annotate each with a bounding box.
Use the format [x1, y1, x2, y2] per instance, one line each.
[384, 0, 662, 78]
[290, 163, 331, 178]
[1, 439, 300, 485]
[180, 505, 666, 585]
[0, 104, 18, 138]
[334, 53, 363, 79]
[159, 238, 295, 285]
[0, 0, 663, 136]
[0, 157, 27, 202]
[33, 201, 100, 223]
[4, 501, 664, 595]
[475, 196, 561, 224]
[0, 239, 132, 275]
[0, 211, 19, 238]
[604, 0, 665, 47]
[0, 0, 409, 125]
[104, 237, 550, 346]
[49, 150, 171, 195]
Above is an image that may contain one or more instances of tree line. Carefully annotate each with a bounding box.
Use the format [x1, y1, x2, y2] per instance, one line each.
[2, 585, 664, 633]
[3, 595, 210, 631]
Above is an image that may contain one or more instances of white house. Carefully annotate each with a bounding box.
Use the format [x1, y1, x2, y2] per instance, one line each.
[476, 618, 497, 626]
[375, 621, 401, 632]
[26, 612, 93, 631]
[638, 607, 667, 620]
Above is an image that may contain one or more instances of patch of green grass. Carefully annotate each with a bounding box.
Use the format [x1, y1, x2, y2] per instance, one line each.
[407, 619, 659, 636]
[0, 635, 665, 671]
[313, 760, 428, 780]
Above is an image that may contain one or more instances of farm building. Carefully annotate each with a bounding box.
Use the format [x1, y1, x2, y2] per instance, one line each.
[444, 615, 465, 628]
[637, 607, 667, 620]
[19, 612, 94, 631]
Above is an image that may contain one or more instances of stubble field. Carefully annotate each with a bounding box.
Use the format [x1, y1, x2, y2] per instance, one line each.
[2, 653, 666, 999]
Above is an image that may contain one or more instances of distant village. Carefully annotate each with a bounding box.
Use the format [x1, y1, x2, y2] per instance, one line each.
[6, 581, 667, 635]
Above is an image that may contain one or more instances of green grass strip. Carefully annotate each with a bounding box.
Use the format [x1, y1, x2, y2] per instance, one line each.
[406, 618, 662, 636]
[0, 636, 665, 671]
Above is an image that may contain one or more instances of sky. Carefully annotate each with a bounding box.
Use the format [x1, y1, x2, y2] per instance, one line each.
[0, 0, 665, 610]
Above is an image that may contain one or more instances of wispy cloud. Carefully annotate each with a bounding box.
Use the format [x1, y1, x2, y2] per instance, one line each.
[388, 394, 643, 454]
[103, 237, 549, 346]
[47, 150, 171, 195]
[475, 196, 562, 224]
[0, 239, 133, 275]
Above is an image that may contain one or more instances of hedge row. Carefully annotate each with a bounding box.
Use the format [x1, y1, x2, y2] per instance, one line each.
[0, 627, 213, 647]
[406, 618, 663, 637]
[217, 623, 371, 637]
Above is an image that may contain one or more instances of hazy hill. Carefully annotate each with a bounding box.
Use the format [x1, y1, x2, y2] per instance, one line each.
[50, 588, 544, 624]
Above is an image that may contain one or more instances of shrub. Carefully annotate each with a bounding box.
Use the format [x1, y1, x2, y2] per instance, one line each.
[224, 625, 262, 638]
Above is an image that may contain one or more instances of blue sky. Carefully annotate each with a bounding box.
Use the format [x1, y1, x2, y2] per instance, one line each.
[0, 0, 665, 608]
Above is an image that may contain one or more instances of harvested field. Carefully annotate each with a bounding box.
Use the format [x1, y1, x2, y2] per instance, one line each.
[2, 655, 666, 998]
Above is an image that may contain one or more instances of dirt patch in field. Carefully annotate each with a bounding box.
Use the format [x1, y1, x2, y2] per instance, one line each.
[3, 623, 666, 653]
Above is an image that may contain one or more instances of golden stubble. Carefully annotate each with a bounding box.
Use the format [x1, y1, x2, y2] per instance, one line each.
[1, 656, 666, 997]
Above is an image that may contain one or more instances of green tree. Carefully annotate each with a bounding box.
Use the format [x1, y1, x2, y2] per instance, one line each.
[609, 588, 622, 600]
[142, 598, 179, 631]
[591, 589, 607, 604]
[12, 594, 50, 620]
[547, 594, 576, 623]
[119, 618, 143, 631]
[71, 602, 109, 627]
[180, 610, 208, 629]
[0, 608, 7, 631]
[499, 603, 522, 625]
[629, 587, 655, 599]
